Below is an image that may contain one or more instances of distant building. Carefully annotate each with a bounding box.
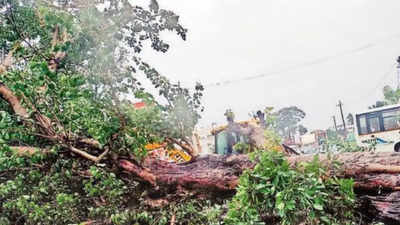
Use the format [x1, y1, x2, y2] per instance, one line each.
[300, 130, 327, 147]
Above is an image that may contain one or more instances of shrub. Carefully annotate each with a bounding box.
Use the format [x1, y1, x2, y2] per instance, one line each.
[225, 151, 358, 225]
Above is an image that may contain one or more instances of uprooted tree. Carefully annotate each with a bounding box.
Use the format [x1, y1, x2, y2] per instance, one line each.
[1, 1, 400, 224]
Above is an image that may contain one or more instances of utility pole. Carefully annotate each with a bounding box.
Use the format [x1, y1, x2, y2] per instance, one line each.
[397, 56, 400, 89]
[337, 100, 346, 131]
[332, 116, 338, 132]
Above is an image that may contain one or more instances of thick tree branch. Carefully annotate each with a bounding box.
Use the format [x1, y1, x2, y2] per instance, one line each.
[48, 25, 68, 72]
[0, 83, 29, 118]
[0, 48, 15, 74]
[63, 144, 99, 162]
[0, 47, 30, 118]
[165, 137, 195, 158]
[8, 146, 46, 156]
[78, 138, 101, 149]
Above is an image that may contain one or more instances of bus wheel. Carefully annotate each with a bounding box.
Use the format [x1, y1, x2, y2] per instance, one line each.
[395, 143, 400, 152]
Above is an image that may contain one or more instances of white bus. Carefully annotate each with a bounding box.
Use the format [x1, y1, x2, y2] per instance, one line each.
[355, 103, 400, 152]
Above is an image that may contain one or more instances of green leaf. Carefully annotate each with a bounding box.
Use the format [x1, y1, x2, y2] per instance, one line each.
[313, 203, 323, 211]
[277, 202, 285, 211]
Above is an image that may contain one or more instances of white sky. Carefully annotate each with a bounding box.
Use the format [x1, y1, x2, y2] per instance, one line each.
[136, 0, 400, 130]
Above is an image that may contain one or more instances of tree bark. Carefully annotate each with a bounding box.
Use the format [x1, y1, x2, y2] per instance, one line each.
[120, 154, 254, 196]
[120, 152, 400, 223]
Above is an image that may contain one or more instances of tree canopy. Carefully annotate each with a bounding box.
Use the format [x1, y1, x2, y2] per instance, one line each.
[273, 106, 306, 140]
[369, 85, 400, 109]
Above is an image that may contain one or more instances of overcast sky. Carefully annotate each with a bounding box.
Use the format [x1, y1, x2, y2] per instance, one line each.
[136, 0, 400, 130]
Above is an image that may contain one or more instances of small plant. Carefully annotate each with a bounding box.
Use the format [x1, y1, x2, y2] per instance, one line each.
[262, 129, 283, 152]
[233, 142, 251, 154]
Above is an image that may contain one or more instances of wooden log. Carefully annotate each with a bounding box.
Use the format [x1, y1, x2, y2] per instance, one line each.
[362, 191, 400, 225]
[121, 152, 400, 193]
[120, 154, 254, 195]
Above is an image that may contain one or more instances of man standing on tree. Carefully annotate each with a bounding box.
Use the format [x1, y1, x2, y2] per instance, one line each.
[256, 110, 266, 128]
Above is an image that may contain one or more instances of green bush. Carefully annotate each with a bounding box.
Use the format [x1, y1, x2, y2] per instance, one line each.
[225, 151, 358, 225]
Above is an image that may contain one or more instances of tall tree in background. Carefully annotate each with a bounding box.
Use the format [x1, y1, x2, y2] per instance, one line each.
[253, 106, 307, 139]
[369, 85, 400, 109]
[274, 106, 306, 141]
[383, 85, 400, 105]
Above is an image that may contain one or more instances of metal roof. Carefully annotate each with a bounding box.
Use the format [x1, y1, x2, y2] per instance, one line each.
[355, 103, 400, 116]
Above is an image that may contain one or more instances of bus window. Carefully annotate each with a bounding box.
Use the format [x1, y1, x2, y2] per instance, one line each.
[358, 115, 368, 135]
[367, 115, 381, 133]
[383, 109, 400, 131]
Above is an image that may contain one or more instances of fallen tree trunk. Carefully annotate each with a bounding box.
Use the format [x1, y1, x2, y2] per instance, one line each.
[120, 152, 400, 223]
[120, 154, 254, 195]
[121, 152, 400, 194]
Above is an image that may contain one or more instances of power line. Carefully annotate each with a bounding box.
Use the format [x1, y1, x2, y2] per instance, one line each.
[203, 32, 400, 88]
